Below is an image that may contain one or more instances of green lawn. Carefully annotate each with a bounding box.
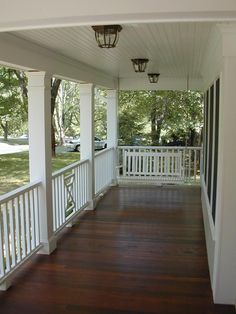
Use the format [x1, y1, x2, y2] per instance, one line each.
[0, 151, 80, 196]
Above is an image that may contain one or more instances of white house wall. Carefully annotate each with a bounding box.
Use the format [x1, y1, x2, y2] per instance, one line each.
[201, 178, 215, 281]
[201, 25, 236, 305]
[201, 25, 223, 90]
[212, 28, 236, 305]
[200, 24, 222, 285]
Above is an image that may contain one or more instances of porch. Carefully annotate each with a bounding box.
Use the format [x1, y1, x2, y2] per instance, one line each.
[0, 2, 236, 306]
[0, 185, 234, 314]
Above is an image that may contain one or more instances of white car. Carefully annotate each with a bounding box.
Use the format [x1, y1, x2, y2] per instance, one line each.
[66, 136, 107, 152]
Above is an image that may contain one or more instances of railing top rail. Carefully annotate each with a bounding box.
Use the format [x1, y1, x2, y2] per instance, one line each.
[118, 146, 202, 150]
[52, 158, 89, 178]
[0, 180, 41, 204]
[125, 151, 182, 156]
[95, 146, 115, 157]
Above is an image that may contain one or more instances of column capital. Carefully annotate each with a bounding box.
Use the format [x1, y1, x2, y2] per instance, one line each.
[107, 89, 118, 99]
[79, 83, 94, 94]
[26, 71, 52, 87]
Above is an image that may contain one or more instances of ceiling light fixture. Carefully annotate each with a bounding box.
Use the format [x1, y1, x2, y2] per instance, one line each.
[92, 25, 122, 48]
[148, 73, 160, 83]
[131, 58, 149, 72]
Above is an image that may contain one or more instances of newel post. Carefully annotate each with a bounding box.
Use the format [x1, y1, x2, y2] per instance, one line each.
[27, 71, 57, 254]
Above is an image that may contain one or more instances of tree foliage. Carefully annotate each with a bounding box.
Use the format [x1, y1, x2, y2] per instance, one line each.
[0, 68, 27, 140]
[94, 88, 107, 138]
[51, 78, 62, 156]
[119, 90, 203, 146]
[53, 85, 108, 141]
[54, 80, 80, 143]
[119, 91, 146, 145]
[0, 64, 203, 150]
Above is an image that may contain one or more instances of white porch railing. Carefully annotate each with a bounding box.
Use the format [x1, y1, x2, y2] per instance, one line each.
[0, 181, 41, 284]
[118, 146, 202, 184]
[52, 159, 89, 233]
[0, 148, 117, 289]
[95, 147, 115, 195]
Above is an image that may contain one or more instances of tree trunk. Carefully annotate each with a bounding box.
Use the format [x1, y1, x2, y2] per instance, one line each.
[51, 123, 56, 157]
[55, 84, 66, 146]
[150, 114, 162, 146]
[13, 70, 28, 117]
[59, 127, 66, 146]
[13, 70, 28, 99]
[189, 128, 196, 146]
[51, 78, 62, 157]
[151, 123, 162, 146]
[1, 121, 8, 141]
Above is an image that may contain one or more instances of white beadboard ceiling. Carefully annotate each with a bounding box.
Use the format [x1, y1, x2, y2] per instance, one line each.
[10, 22, 215, 81]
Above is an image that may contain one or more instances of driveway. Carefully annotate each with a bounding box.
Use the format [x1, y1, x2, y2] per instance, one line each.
[0, 141, 29, 154]
[0, 140, 70, 155]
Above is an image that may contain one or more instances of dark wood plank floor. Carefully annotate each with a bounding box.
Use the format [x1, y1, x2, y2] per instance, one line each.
[0, 186, 235, 314]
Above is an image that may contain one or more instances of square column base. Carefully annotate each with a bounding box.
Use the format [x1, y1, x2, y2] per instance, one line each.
[0, 277, 12, 291]
[38, 235, 57, 255]
[85, 199, 96, 210]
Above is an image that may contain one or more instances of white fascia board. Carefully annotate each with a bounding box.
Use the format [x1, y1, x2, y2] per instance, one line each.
[201, 23, 236, 90]
[1, 1, 236, 31]
[218, 24, 236, 57]
[0, 33, 117, 89]
[201, 25, 223, 90]
[119, 77, 204, 91]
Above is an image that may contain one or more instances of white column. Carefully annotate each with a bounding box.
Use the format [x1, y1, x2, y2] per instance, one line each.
[107, 89, 118, 148]
[107, 90, 118, 183]
[212, 28, 236, 304]
[27, 71, 56, 254]
[80, 83, 95, 209]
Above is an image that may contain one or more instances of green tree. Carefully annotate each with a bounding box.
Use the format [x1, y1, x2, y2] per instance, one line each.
[118, 90, 203, 146]
[118, 91, 147, 145]
[54, 79, 80, 145]
[63, 83, 80, 138]
[0, 68, 24, 140]
[94, 88, 107, 139]
[53, 85, 108, 143]
[0, 68, 63, 156]
[51, 78, 62, 156]
[162, 90, 203, 146]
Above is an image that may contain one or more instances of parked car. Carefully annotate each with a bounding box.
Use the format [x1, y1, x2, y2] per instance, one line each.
[66, 136, 107, 152]
[18, 134, 28, 139]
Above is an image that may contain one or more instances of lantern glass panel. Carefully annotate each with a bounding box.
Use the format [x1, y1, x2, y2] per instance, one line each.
[92, 25, 122, 48]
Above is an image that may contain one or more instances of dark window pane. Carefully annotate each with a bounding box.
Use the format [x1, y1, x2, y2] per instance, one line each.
[207, 84, 214, 202]
[204, 90, 209, 183]
[212, 78, 220, 222]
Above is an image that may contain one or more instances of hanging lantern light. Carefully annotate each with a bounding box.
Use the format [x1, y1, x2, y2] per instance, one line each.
[131, 58, 149, 72]
[92, 25, 122, 48]
[148, 73, 160, 83]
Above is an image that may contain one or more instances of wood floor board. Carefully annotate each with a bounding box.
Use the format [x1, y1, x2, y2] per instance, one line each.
[0, 186, 234, 314]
